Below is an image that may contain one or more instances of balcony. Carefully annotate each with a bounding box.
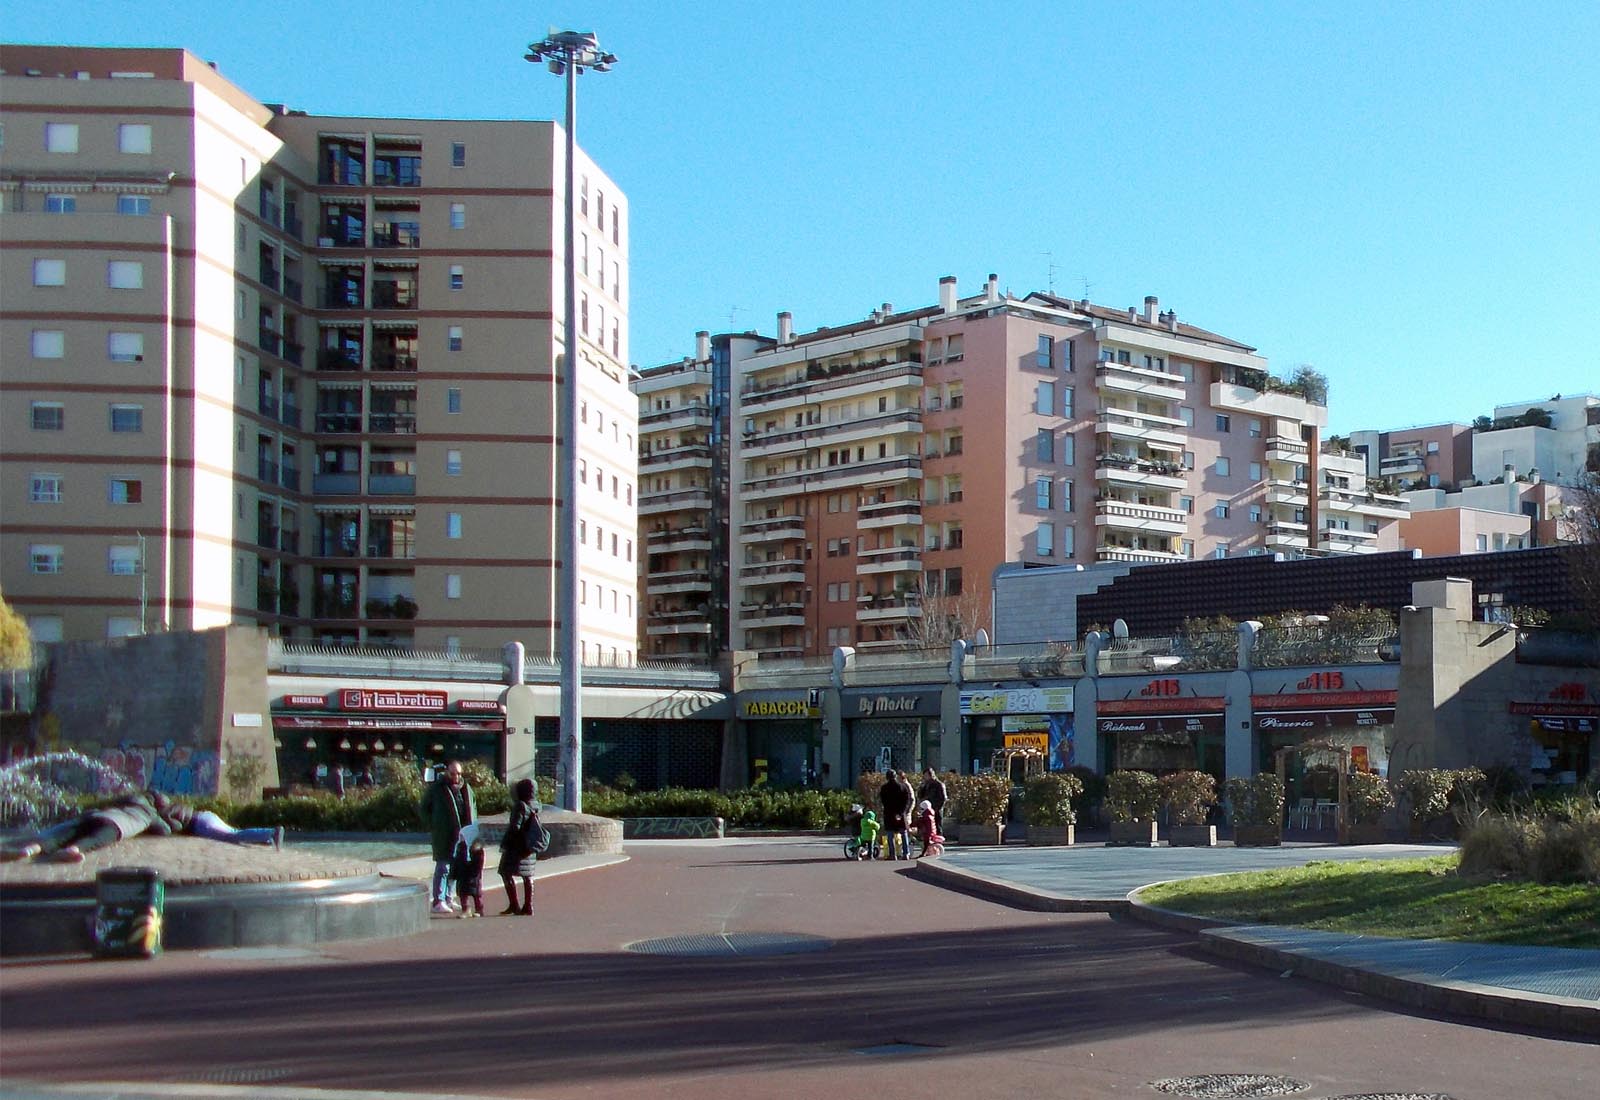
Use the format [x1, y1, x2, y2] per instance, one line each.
[640, 403, 714, 431]
[259, 261, 280, 289]
[258, 392, 279, 418]
[640, 442, 713, 471]
[365, 540, 417, 560]
[740, 515, 806, 545]
[1094, 499, 1189, 536]
[738, 558, 806, 584]
[856, 546, 921, 576]
[1265, 479, 1310, 506]
[1210, 381, 1321, 421]
[1266, 522, 1309, 550]
[858, 499, 923, 529]
[321, 285, 364, 310]
[857, 592, 923, 623]
[741, 358, 923, 411]
[370, 284, 418, 311]
[257, 457, 279, 484]
[1095, 545, 1185, 564]
[368, 412, 417, 435]
[743, 408, 923, 459]
[315, 412, 363, 434]
[319, 347, 362, 372]
[1381, 453, 1426, 476]
[1265, 435, 1310, 463]
[1094, 409, 1188, 448]
[647, 570, 715, 595]
[1319, 485, 1409, 519]
[1094, 452, 1187, 491]
[283, 276, 303, 303]
[640, 488, 714, 515]
[256, 524, 278, 550]
[646, 619, 715, 637]
[371, 352, 418, 373]
[739, 601, 807, 628]
[257, 328, 281, 356]
[371, 155, 421, 187]
[742, 456, 920, 502]
[372, 225, 421, 249]
[368, 473, 417, 495]
[312, 472, 361, 495]
[280, 464, 301, 491]
[280, 340, 304, 367]
[648, 526, 712, 553]
[1096, 362, 1186, 401]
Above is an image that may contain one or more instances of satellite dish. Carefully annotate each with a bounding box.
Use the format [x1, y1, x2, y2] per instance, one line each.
[1112, 619, 1129, 639]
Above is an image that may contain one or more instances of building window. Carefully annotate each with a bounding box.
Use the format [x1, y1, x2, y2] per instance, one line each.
[1476, 533, 1488, 552]
[449, 202, 466, 229]
[1181, 539, 1195, 558]
[108, 331, 144, 362]
[448, 326, 463, 351]
[44, 193, 76, 214]
[1249, 419, 1262, 438]
[107, 260, 144, 289]
[1427, 440, 1441, 454]
[1179, 406, 1195, 427]
[28, 616, 64, 643]
[117, 194, 151, 216]
[1214, 546, 1230, 559]
[596, 191, 605, 229]
[1216, 456, 1231, 476]
[1035, 476, 1052, 509]
[1035, 523, 1053, 556]
[447, 388, 462, 413]
[1181, 451, 1195, 470]
[446, 449, 462, 475]
[1061, 524, 1075, 557]
[1036, 334, 1052, 369]
[612, 206, 620, 244]
[945, 567, 963, 596]
[1215, 501, 1230, 519]
[1061, 386, 1074, 418]
[451, 142, 466, 167]
[109, 404, 143, 433]
[1180, 495, 1195, 514]
[1035, 381, 1054, 415]
[31, 330, 65, 358]
[1035, 429, 1053, 462]
[44, 122, 79, 153]
[33, 259, 66, 286]
[1215, 413, 1231, 433]
[108, 545, 141, 576]
[1061, 433, 1075, 464]
[449, 264, 464, 290]
[446, 512, 462, 539]
[1249, 505, 1263, 523]
[107, 617, 141, 639]
[31, 475, 63, 503]
[446, 574, 462, 599]
[108, 478, 142, 504]
[30, 545, 64, 574]
[118, 123, 152, 154]
[1248, 461, 1262, 481]
[31, 402, 64, 431]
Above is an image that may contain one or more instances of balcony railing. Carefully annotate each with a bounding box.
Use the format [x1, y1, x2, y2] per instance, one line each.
[321, 287, 364, 310]
[367, 473, 417, 495]
[315, 412, 363, 434]
[280, 465, 300, 491]
[258, 393, 279, 418]
[372, 226, 421, 249]
[257, 329, 280, 355]
[283, 276, 303, 303]
[371, 352, 418, 372]
[370, 285, 418, 310]
[312, 472, 361, 495]
[257, 458, 279, 484]
[279, 529, 300, 553]
[319, 348, 362, 372]
[259, 262, 280, 288]
[368, 412, 417, 435]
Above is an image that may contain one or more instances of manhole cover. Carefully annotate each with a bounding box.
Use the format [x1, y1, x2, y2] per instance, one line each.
[1150, 1075, 1309, 1098]
[625, 931, 833, 957]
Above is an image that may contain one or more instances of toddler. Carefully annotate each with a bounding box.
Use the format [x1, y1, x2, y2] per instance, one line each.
[451, 837, 486, 918]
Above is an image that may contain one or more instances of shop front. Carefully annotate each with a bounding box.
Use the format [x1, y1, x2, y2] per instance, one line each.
[1508, 697, 1599, 787]
[738, 689, 824, 788]
[960, 686, 1075, 773]
[1251, 688, 1395, 803]
[273, 687, 505, 789]
[1096, 698, 1226, 778]
[842, 688, 942, 783]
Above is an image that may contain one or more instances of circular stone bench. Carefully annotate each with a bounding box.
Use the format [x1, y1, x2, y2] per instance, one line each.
[474, 807, 623, 856]
[0, 835, 426, 957]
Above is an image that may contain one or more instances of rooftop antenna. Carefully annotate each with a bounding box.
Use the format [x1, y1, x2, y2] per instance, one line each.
[727, 304, 747, 328]
[1041, 251, 1058, 295]
[1079, 275, 1094, 301]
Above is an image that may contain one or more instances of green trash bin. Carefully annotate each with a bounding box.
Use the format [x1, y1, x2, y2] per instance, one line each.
[94, 867, 164, 958]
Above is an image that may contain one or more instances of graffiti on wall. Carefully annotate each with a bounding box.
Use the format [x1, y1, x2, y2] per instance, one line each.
[95, 740, 219, 795]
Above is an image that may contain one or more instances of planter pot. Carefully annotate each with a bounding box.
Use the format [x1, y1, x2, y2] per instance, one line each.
[1233, 824, 1282, 847]
[957, 822, 1005, 846]
[1107, 820, 1158, 847]
[1168, 824, 1217, 847]
[1344, 821, 1388, 845]
[1025, 824, 1076, 847]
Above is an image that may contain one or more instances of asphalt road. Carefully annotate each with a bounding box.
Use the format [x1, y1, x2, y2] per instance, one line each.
[0, 836, 1594, 1100]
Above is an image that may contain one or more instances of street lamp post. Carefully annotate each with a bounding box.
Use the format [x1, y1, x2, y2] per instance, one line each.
[524, 31, 616, 813]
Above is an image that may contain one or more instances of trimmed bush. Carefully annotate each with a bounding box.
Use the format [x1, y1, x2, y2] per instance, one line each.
[1105, 770, 1161, 823]
[1021, 771, 1084, 826]
[1158, 770, 1217, 826]
[1346, 771, 1395, 825]
[947, 773, 1012, 824]
[1225, 772, 1286, 827]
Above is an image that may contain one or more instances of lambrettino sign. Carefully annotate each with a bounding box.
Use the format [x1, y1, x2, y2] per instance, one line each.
[339, 688, 448, 713]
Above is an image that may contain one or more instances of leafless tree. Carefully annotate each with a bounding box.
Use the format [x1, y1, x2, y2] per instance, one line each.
[1562, 471, 1600, 628]
[897, 581, 988, 650]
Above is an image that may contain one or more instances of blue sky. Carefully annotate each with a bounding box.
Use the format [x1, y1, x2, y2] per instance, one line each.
[12, 1, 1598, 433]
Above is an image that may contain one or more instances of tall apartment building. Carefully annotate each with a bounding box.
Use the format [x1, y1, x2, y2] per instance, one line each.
[1, 45, 636, 661]
[638, 274, 1407, 660]
[1348, 421, 1475, 492]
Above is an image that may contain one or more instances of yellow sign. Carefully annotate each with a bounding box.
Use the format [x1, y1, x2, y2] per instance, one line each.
[740, 698, 819, 719]
[1003, 732, 1048, 752]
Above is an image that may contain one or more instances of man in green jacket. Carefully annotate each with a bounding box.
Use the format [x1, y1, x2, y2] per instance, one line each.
[421, 761, 475, 914]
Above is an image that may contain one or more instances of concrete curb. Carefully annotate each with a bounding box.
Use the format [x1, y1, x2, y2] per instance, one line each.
[908, 851, 1124, 914]
[1124, 886, 1600, 1040]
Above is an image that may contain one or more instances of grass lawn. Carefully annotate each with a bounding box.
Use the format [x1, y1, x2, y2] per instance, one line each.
[1139, 855, 1600, 949]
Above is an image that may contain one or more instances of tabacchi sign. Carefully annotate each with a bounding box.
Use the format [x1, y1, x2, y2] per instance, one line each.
[339, 688, 448, 714]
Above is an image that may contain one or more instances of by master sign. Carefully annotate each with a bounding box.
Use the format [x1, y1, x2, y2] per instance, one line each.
[339, 688, 448, 713]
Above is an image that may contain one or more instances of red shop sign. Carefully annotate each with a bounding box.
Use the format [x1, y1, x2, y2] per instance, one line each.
[339, 688, 448, 713]
[282, 694, 327, 709]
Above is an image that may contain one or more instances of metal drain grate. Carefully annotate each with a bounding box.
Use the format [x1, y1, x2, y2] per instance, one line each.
[855, 1042, 941, 1056]
[1150, 1075, 1309, 1098]
[177, 1067, 295, 1085]
[625, 931, 833, 957]
[1326, 1095, 1457, 1100]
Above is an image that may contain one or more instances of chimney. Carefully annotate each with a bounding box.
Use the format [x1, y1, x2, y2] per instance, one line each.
[1165, 310, 1179, 333]
[777, 312, 794, 345]
[986, 273, 999, 303]
[939, 275, 957, 314]
[881, 302, 893, 318]
[695, 330, 710, 361]
[1143, 295, 1158, 323]
[1127, 307, 1139, 322]
[1529, 468, 1541, 485]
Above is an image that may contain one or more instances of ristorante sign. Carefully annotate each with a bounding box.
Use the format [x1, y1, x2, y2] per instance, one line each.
[339, 688, 448, 714]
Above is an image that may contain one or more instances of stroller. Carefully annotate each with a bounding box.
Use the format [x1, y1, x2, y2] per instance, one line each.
[913, 800, 945, 858]
[843, 804, 879, 860]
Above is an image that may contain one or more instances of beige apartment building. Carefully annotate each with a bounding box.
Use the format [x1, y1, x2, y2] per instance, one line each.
[1, 44, 636, 661]
[638, 274, 1408, 660]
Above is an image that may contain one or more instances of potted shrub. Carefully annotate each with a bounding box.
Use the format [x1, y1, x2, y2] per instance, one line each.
[1160, 770, 1218, 847]
[1225, 772, 1285, 846]
[1021, 771, 1084, 846]
[1344, 771, 1393, 844]
[1105, 770, 1160, 846]
[947, 773, 1011, 845]
[1395, 767, 1484, 840]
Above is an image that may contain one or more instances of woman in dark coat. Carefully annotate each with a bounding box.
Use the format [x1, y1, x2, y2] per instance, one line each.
[498, 778, 541, 916]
